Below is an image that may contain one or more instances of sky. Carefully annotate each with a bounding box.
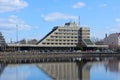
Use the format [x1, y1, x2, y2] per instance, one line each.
[0, 0, 120, 43]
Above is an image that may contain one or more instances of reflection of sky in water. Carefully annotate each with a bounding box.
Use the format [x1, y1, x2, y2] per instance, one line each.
[0, 64, 52, 80]
[90, 62, 120, 80]
[1, 62, 120, 80]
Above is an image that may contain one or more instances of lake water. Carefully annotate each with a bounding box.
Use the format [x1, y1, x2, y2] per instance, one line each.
[0, 61, 120, 80]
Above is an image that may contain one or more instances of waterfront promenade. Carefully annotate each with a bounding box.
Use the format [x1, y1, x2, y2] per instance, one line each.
[0, 51, 120, 63]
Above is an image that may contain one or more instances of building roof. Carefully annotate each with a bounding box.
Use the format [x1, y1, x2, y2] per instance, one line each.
[36, 27, 58, 45]
[82, 39, 108, 48]
[83, 39, 94, 45]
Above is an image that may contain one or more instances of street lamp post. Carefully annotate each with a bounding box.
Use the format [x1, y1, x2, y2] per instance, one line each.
[16, 25, 18, 43]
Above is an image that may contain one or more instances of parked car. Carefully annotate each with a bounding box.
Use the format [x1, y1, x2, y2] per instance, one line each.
[102, 49, 115, 53]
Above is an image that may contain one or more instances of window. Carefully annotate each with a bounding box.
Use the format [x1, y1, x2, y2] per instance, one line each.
[74, 36, 77, 38]
[67, 40, 70, 41]
[59, 43, 62, 45]
[55, 32, 58, 34]
[59, 40, 62, 41]
[51, 39, 54, 41]
[42, 43, 46, 45]
[47, 39, 50, 41]
[51, 36, 54, 38]
[59, 36, 62, 38]
[47, 43, 50, 45]
[67, 36, 70, 38]
[71, 36, 73, 38]
[55, 43, 58, 45]
[51, 43, 54, 45]
[63, 43, 66, 45]
[75, 40, 78, 42]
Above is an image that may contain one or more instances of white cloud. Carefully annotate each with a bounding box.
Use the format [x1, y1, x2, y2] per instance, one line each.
[111, 18, 120, 32]
[0, 15, 31, 32]
[0, 0, 28, 13]
[109, 25, 120, 32]
[106, 18, 120, 33]
[115, 18, 120, 23]
[99, 4, 108, 8]
[73, 2, 86, 9]
[42, 12, 78, 22]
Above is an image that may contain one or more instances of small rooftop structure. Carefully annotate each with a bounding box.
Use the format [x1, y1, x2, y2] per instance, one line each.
[64, 22, 79, 27]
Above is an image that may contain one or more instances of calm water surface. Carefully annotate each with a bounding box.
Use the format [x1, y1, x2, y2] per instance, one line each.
[0, 61, 120, 80]
[0, 64, 52, 80]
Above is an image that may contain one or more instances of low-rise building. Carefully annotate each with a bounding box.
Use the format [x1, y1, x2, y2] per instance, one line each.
[103, 33, 120, 49]
[28, 39, 37, 44]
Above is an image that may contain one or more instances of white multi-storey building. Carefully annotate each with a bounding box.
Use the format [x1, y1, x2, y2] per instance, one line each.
[36, 22, 107, 50]
[103, 33, 120, 48]
[7, 22, 108, 51]
[37, 22, 92, 47]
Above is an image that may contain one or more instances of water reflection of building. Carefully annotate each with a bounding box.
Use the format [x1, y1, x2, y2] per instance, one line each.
[0, 64, 7, 76]
[82, 63, 92, 80]
[37, 62, 91, 80]
[106, 61, 120, 72]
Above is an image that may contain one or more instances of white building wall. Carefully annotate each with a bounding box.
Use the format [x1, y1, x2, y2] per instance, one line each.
[37, 22, 90, 47]
[118, 37, 120, 46]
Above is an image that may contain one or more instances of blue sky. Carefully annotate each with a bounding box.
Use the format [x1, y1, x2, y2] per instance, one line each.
[0, 0, 120, 42]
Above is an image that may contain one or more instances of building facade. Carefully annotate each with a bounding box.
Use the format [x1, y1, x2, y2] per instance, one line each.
[36, 22, 95, 50]
[103, 33, 120, 49]
[6, 22, 107, 51]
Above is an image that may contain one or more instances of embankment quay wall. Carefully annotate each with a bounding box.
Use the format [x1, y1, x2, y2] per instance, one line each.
[0, 52, 120, 63]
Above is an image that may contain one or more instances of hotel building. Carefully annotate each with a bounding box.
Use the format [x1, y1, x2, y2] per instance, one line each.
[6, 22, 108, 51]
[36, 22, 107, 51]
[37, 22, 90, 47]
